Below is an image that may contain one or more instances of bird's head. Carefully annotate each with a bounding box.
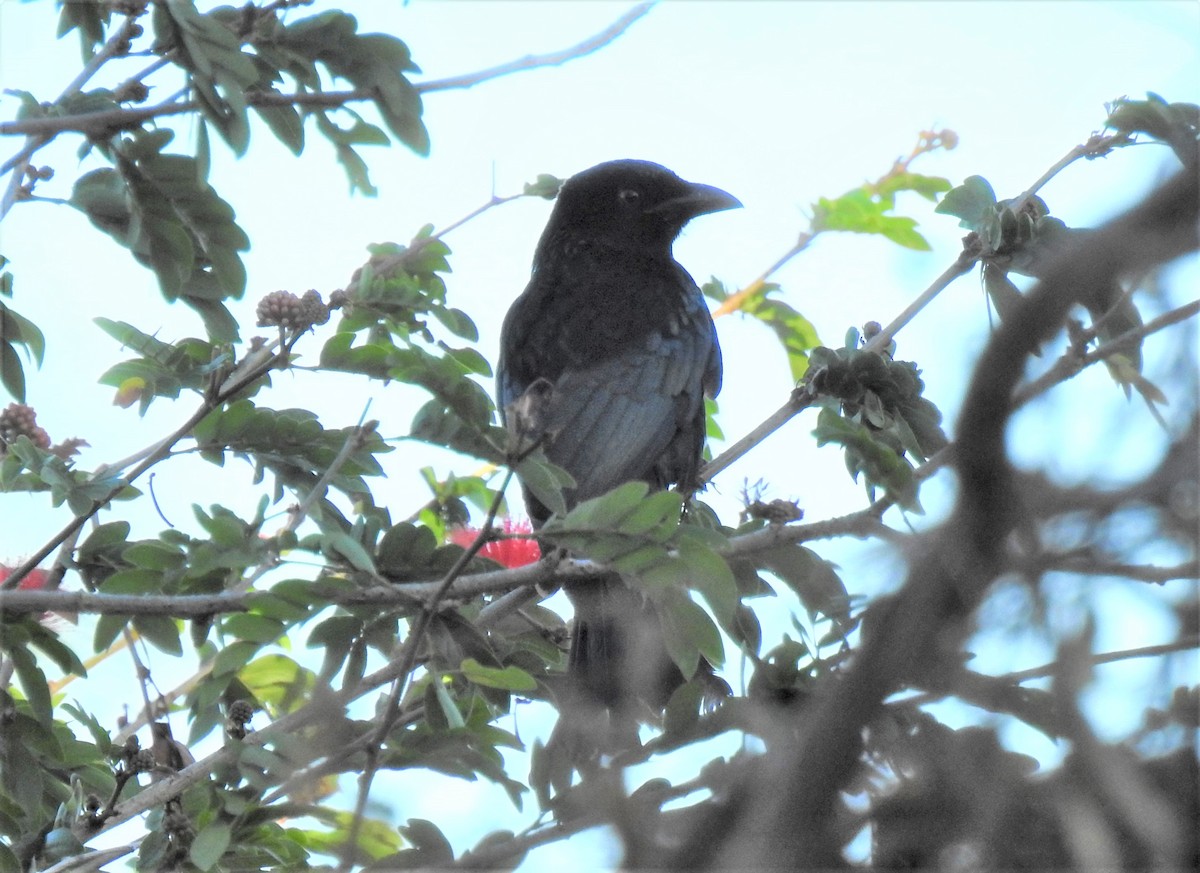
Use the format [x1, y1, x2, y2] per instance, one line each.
[539, 159, 741, 256]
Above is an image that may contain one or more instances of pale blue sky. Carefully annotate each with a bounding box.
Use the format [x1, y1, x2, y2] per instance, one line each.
[1, 1, 1197, 867]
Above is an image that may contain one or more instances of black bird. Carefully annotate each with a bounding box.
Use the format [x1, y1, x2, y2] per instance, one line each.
[497, 160, 740, 738]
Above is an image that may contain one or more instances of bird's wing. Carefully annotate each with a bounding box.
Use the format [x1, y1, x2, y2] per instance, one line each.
[545, 314, 711, 503]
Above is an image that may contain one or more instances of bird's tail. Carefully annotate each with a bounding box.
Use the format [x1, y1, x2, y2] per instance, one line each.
[551, 573, 728, 757]
[567, 572, 680, 714]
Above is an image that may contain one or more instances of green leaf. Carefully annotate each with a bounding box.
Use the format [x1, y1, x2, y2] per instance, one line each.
[811, 189, 931, 250]
[1, 298, 46, 364]
[41, 828, 87, 864]
[432, 676, 465, 729]
[57, 0, 110, 57]
[757, 544, 852, 629]
[875, 171, 953, 202]
[8, 646, 52, 724]
[731, 285, 822, 381]
[311, 109, 391, 191]
[676, 539, 739, 630]
[94, 613, 130, 652]
[94, 317, 175, 358]
[732, 602, 763, 654]
[935, 175, 997, 229]
[27, 623, 88, 678]
[656, 589, 723, 676]
[377, 522, 439, 577]
[1084, 279, 1144, 373]
[133, 615, 184, 656]
[513, 453, 574, 518]
[322, 532, 376, 572]
[431, 307, 480, 342]
[189, 822, 232, 871]
[98, 567, 161, 595]
[238, 654, 315, 713]
[1107, 93, 1200, 166]
[663, 679, 705, 736]
[213, 641, 260, 677]
[410, 401, 506, 463]
[223, 614, 285, 645]
[618, 489, 683, 539]
[609, 544, 669, 576]
[877, 216, 932, 250]
[0, 342, 24, 401]
[254, 100, 305, 155]
[71, 136, 250, 339]
[153, 1, 257, 153]
[276, 14, 427, 156]
[559, 481, 649, 530]
[983, 263, 1024, 321]
[812, 407, 921, 511]
[523, 174, 563, 199]
[123, 541, 186, 571]
[398, 819, 454, 866]
[0, 840, 19, 873]
[460, 658, 537, 692]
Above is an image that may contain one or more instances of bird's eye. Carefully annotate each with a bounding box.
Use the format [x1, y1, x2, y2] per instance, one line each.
[618, 188, 641, 205]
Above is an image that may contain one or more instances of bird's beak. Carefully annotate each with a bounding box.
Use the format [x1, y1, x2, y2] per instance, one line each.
[652, 181, 743, 219]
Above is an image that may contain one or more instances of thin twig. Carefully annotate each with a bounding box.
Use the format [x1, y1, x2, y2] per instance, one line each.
[863, 250, 978, 353]
[0, 4, 654, 140]
[39, 842, 138, 873]
[122, 628, 158, 732]
[712, 129, 954, 321]
[1013, 298, 1200, 407]
[699, 388, 812, 484]
[899, 635, 1200, 711]
[342, 466, 517, 869]
[290, 420, 377, 532]
[1013, 131, 1133, 208]
[1030, 558, 1199, 584]
[414, 3, 654, 94]
[711, 233, 814, 318]
[433, 193, 525, 239]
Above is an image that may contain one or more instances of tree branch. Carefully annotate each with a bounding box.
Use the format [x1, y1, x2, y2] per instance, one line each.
[414, 3, 654, 94]
[0, 4, 653, 140]
[1013, 298, 1200, 408]
[677, 165, 1200, 869]
[906, 634, 1200, 711]
[0, 501, 890, 617]
[1014, 131, 1134, 207]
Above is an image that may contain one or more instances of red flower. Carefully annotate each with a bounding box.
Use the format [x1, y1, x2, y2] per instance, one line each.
[448, 518, 541, 568]
[0, 564, 50, 590]
[0, 563, 67, 627]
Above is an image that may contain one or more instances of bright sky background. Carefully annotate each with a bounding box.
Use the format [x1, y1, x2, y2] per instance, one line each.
[2, 1, 1198, 868]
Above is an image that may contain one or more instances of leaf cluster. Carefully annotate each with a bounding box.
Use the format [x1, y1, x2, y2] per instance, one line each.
[812, 170, 951, 252]
[805, 330, 947, 510]
[322, 233, 507, 465]
[704, 278, 821, 381]
[71, 129, 250, 341]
